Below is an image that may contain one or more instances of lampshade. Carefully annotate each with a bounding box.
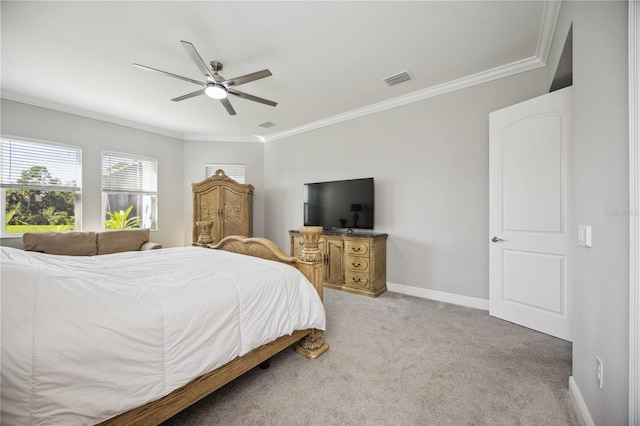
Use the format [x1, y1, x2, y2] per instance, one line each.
[205, 84, 227, 99]
[350, 204, 362, 212]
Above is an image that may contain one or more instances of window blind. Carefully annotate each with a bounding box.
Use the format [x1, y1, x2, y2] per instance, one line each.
[0, 138, 81, 191]
[102, 151, 157, 194]
[205, 163, 245, 184]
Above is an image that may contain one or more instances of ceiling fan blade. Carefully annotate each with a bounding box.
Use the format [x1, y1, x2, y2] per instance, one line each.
[134, 63, 206, 86]
[180, 40, 216, 83]
[221, 69, 272, 87]
[220, 98, 237, 115]
[171, 88, 206, 102]
[228, 89, 277, 107]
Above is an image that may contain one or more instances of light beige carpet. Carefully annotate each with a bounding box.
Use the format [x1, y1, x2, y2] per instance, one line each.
[162, 288, 579, 425]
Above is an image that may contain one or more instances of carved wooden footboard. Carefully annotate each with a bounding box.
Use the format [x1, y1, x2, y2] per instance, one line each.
[100, 226, 327, 425]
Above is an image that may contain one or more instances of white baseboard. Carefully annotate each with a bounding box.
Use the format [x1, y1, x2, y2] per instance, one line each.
[386, 282, 490, 311]
[569, 376, 594, 426]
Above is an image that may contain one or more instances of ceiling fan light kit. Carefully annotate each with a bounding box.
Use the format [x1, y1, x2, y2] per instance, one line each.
[205, 84, 227, 99]
[135, 40, 277, 116]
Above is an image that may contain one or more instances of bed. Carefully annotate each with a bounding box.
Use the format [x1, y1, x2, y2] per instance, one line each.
[1, 226, 328, 425]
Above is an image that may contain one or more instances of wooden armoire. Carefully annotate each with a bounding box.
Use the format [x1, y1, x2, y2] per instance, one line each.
[191, 169, 254, 245]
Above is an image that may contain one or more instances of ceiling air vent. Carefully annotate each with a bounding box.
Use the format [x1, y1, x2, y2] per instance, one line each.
[384, 71, 411, 86]
[258, 121, 275, 128]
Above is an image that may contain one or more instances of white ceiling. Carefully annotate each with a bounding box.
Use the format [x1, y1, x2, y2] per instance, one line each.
[1, 1, 557, 143]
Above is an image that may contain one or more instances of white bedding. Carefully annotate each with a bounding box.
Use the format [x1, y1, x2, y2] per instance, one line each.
[0, 246, 326, 425]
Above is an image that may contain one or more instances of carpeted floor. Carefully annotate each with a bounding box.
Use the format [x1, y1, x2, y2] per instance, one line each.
[162, 288, 580, 426]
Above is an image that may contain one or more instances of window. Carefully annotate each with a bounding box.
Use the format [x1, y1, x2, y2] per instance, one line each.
[205, 163, 245, 183]
[1, 137, 82, 236]
[102, 151, 157, 230]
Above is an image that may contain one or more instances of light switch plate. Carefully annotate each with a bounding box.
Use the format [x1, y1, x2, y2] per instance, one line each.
[578, 225, 592, 248]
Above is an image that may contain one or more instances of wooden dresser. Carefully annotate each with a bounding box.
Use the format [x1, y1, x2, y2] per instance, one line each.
[192, 170, 253, 245]
[290, 230, 388, 297]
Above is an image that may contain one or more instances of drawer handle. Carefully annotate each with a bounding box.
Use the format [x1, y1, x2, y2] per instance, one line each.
[298, 241, 304, 246]
[352, 278, 361, 283]
[352, 247, 361, 252]
[352, 262, 361, 267]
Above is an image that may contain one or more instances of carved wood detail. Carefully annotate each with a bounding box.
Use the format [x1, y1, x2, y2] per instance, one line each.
[192, 170, 253, 245]
[290, 230, 388, 297]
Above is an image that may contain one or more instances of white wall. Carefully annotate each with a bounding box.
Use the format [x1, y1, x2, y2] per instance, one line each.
[1, 4, 631, 421]
[263, 69, 547, 301]
[548, 2, 630, 424]
[182, 140, 265, 244]
[0, 99, 185, 248]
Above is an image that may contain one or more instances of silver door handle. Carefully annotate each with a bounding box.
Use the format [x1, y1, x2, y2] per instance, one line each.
[491, 236, 504, 242]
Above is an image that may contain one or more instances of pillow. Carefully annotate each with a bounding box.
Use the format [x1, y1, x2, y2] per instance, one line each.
[97, 229, 150, 255]
[23, 232, 98, 256]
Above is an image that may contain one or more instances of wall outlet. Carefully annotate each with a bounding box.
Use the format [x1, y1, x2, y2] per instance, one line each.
[596, 356, 603, 389]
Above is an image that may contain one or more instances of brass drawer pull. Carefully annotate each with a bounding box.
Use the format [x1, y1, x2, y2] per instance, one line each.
[352, 262, 361, 267]
[352, 277, 361, 283]
[298, 241, 304, 246]
[352, 247, 361, 252]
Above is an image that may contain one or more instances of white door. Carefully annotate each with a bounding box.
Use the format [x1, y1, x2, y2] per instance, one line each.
[489, 87, 572, 341]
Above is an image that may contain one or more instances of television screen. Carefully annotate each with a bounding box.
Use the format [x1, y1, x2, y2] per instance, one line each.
[303, 178, 374, 230]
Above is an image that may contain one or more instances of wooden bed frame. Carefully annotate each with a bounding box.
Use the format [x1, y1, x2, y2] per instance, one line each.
[99, 226, 328, 425]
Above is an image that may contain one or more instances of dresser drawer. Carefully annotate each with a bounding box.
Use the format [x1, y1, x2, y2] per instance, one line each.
[346, 256, 369, 271]
[345, 241, 369, 256]
[345, 271, 369, 288]
[289, 230, 387, 298]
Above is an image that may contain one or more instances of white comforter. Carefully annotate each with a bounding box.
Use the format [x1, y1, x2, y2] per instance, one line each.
[0, 246, 326, 425]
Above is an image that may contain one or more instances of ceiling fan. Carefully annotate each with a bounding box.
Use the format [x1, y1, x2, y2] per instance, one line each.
[134, 40, 277, 116]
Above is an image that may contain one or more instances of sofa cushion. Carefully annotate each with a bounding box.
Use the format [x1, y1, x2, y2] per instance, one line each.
[140, 241, 162, 251]
[97, 229, 150, 255]
[23, 231, 98, 256]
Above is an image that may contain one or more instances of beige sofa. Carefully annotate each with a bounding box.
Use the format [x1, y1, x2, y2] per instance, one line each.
[23, 229, 162, 256]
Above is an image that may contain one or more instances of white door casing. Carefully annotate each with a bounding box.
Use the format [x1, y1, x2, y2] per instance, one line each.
[629, 0, 639, 422]
[489, 87, 572, 341]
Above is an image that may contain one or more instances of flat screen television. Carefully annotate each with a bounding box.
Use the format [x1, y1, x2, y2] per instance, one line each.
[303, 178, 374, 230]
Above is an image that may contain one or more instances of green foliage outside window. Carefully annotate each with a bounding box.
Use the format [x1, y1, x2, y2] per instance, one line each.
[5, 166, 76, 233]
[104, 205, 141, 229]
[5, 165, 144, 233]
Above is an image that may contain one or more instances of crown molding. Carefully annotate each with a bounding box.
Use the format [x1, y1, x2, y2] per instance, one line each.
[263, 55, 544, 142]
[537, 1, 562, 65]
[2, 92, 268, 143]
[2, 51, 546, 146]
[183, 134, 264, 144]
[3, 2, 561, 145]
[2, 92, 266, 144]
[264, 1, 560, 143]
[1, 92, 186, 140]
